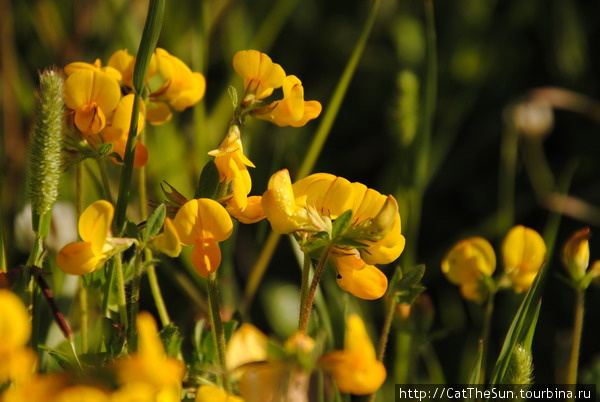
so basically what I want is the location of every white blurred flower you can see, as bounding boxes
[14,202,77,252]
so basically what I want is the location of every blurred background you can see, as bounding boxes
[1,0,599,392]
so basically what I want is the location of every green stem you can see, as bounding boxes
[128,251,144,351]
[0,206,7,272]
[96,158,114,204]
[566,289,584,385]
[299,245,332,332]
[115,0,165,230]
[114,253,128,331]
[298,253,312,326]
[79,279,89,353]
[480,292,495,384]
[368,293,398,402]
[146,250,170,326]
[207,272,231,392]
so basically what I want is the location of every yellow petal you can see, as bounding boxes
[172,199,234,245]
[441,237,496,285]
[227,195,265,224]
[334,254,388,300]
[137,312,166,362]
[146,101,173,125]
[191,238,222,277]
[169,72,206,111]
[562,227,591,280]
[102,94,145,141]
[79,200,114,254]
[73,104,106,136]
[107,49,135,86]
[0,290,31,350]
[502,225,546,293]
[110,137,149,168]
[196,385,244,402]
[56,241,105,275]
[226,323,268,371]
[53,385,110,402]
[321,314,386,395]
[153,218,182,258]
[233,50,286,99]
[262,169,311,234]
[361,215,406,265]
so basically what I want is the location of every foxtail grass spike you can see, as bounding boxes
[505,344,534,397]
[27,69,64,217]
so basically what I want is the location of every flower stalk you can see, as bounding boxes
[566,289,584,385]
[207,272,231,392]
[299,245,332,332]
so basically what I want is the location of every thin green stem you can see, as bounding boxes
[480,291,495,384]
[96,158,114,204]
[367,294,397,402]
[115,0,165,230]
[299,245,332,332]
[298,253,312,326]
[128,251,144,351]
[0,206,6,272]
[566,289,584,385]
[114,253,128,331]
[207,272,231,392]
[146,250,170,326]
[78,279,89,353]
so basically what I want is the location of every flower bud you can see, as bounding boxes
[27,69,64,217]
[561,227,591,281]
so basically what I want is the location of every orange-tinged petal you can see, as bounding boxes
[56,241,105,275]
[233,50,286,99]
[0,290,31,350]
[73,104,106,136]
[79,200,114,254]
[191,238,222,277]
[153,218,182,258]
[110,137,149,168]
[321,314,386,395]
[334,254,388,300]
[173,199,234,245]
[227,195,265,224]
[146,101,173,125]
[262,169,312,234]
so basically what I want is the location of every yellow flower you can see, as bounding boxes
[152,217,182,258]
[501,225,546,293]
[64,58,122,82]
[0,290,37,385]
[171,198,233,277]
[115,312,185,395]
[262,169,405,299]
[321,314,386,395]
[195,385,244,402]
[57,200,132,275]
[441,237,496,302]
[562,227,591,281]
[226,323,269,372]
[233,50,286,101]
[64,69,121,136]
[154,48,206,112]
[208,126,265,224]
[53,385,111,402]
[254,75,322,127]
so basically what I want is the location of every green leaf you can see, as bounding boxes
[336,239,369,249]
[159,324,183,357]
[332,209,353,239]
[391,264,426,305]
[195,160,220,199]
[228,85,238,109]
[145,203,166,240]
[522,299,542,352]
[466,341,484,389]
[124,221,140,239]
[38,345,72,370]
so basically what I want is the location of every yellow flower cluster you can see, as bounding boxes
[224,314,384,399]
[262,169,405,299]
[64,48,205,167]
[441,225,546,302]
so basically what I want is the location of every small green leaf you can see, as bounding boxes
[332,209,353,239]
[195,160,220,199]
[228,85,238,109]
[336,239,369,249]
[145,203,166,240]
[159,324,183,357]
[97,142,114,156]
[124,221,140,239]
[391,264,426,305]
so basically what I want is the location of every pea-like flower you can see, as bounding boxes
[254,75,322,127]
[56,200,133,275]
[171,198,233,277]
[501,225,546,293]
[441,237,496,302]
[233,50,286,101]
[0,290,37,385]
[64,69,121,136]
[262,169,405,299]
[114,312,185,400]
[208,126,264,223]
[321,314,386,395]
